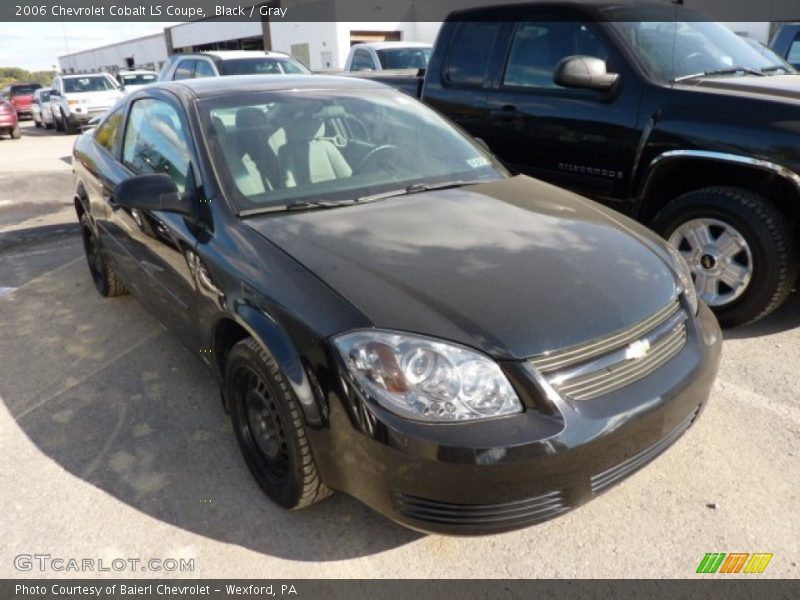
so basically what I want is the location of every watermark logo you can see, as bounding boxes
[696,552,773,574]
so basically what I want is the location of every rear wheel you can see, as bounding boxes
[80,213,128,297]
[226,338,331,509]
[34,116,42,128]
[10,125,21,140]
[652,186,798,327]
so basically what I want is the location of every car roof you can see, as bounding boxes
[62,73,112,79]
[351,41,432,50]
[119,70,157,75]
[448,0,701,20]
[161,74,388,100]
[177,50,291,61]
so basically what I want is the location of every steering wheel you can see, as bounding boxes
[356,144,400,173]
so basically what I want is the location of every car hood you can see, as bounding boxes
[246,176,679,360]
[683,74,800,103]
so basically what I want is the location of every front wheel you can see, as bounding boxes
[80,213,128,297]
[226,338,331,509]
[652,186,798,327]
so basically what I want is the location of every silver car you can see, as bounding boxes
[31,88,55,129]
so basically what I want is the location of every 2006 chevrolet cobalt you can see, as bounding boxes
[72,75,721,534]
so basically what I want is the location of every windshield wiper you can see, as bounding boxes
[238,199,359,217]
[673,66,766,83]
[358,180,484,203]
[760,65,792,75]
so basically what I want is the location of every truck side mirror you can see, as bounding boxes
[554,56,619,92]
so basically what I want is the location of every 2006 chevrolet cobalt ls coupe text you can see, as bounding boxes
[72,75,721,534]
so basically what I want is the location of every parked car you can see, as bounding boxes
[117,69,158,93]
[157,50,310,82]
[344,42,433,72]
[31,88,55,129]
[0,97,20,139]
[771,23,800,69]
[355,2,800,327]
[6,82,41,120]
[72,75,721,534]
[50,73,123,134]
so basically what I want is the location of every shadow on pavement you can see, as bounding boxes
[723,288,800,339]
[0,254,421,562]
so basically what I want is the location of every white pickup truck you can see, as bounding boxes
[343,42,432,72]
[50,73,123,134]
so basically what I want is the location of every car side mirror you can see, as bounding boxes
[50,90,60,97]
[554,55,619,92]
[114,173,195,217]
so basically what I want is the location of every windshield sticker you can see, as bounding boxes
[467,157,489,168]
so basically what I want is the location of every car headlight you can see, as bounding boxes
[333,330,523,422]
[666,244,699,315]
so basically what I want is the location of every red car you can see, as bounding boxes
[0,97,21,139]
[7,82,41,120]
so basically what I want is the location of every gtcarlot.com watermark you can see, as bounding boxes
[14,553,195,573]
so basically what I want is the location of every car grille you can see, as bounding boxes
[392,490,569,529]
[590,406,699,494]
[530,299,687,401]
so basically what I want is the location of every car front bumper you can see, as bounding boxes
[316,303,721,535]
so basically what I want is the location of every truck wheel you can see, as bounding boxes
[62,110,77,134]
[80,214,128,297]
[55,111,64,132]
[652,186,798,327]
[10,126,21,139]
[225,337,332,510]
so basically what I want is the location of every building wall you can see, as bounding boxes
[59,34,168,74]
[168,20,262,50]
[270,21,442,71]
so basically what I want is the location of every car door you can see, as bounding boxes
[109,94,203,347]
[484,11,642,201]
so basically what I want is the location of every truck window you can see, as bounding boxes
[351,49,376,71]
[446,22,501,86]
[503,22,608,89]
[174,60,197,80]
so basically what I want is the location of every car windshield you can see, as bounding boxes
[200,89,506,213]
[375,47,432,69]
[11,85,39,96]
[122,73,156,86]
[218,58,310,76]
[610,20,795,82]
[64,76,117,93]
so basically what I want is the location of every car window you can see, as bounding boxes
[788,33,800,67]
[194,60,216,78]
[446,22,501,86]
[217,58,310,75]
[202,89,506,212]
[122,99,192,193]
[95,108,124,154]
[63,76,116,93]
[11,84,40,96]
[351,49,376,71]
[503,22,609,89]
[174,60,197,80]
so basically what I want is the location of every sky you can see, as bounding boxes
[1,22,179,72]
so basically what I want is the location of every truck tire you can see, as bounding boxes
[55,111,65,132]
[62,110,77,134]
[80,214,128,297]
[652,186,798,327]
[225,337,332,510]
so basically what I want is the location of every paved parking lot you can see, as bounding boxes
[1,121,798,578]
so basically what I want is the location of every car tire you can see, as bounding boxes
[10,125,21,139]
[34,117,42,128]
[652,186,798,327]
[226,337,332,510]
[80,213,128,297]
[44,120,53,130]
[63,110,77,134]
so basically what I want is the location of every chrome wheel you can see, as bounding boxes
[669,218,753,307]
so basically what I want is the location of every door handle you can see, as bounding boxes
[489,105,520,119]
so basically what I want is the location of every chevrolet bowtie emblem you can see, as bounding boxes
[625,339,651,360]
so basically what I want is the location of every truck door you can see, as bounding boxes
[484,12,641,203]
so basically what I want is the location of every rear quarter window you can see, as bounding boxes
[446,21,501,86]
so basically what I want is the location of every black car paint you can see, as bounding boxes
[73,76,721,534]
[362,4,800,222]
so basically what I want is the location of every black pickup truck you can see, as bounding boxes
[357,1,800,327]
